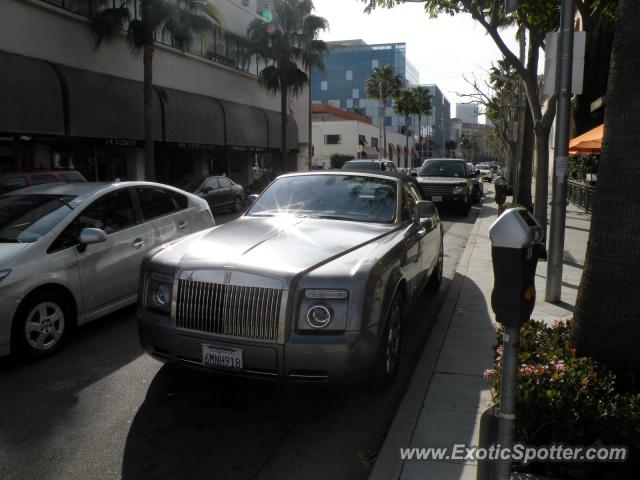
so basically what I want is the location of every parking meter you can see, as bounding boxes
[489,207,543,327]
[494,176,507,210]
[488,207,543,480]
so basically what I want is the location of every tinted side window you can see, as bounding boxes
[219,178,233,187]
[136,187,177,220]
[61,172,85,182]
[205,178,220,190]
[49,189,137,252]
[31,175,57,185]
[173,191,188,210]
[1,176,27,188]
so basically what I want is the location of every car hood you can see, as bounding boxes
[417,176,467,184]
[161,215,395,276]
[0,243,33,268]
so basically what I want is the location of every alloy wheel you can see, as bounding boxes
[24,302,65,351]
[385,300,402,375]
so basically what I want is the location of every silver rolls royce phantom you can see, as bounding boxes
[137,171,444,387]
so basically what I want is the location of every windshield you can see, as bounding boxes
[0,194,77,243]
[248,175,398,224]
[476,164,491,170]
[419,161,467,178]
[175,178,205,192]
[342,161,381,171]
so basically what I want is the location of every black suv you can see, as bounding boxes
[415,158,473,216]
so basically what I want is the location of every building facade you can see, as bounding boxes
[460,122,498,164]
[420,84,451,159]
[455,103,479,124]
[0,0,310,187]
[311,40,419,135]
[311,105,415,169]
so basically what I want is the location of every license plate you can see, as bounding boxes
[202,344,243,371]
[431,196,443,202]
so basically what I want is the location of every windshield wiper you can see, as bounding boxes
[0,236,21,243]
[56,197,74,210]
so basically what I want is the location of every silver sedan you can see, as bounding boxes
[0,181,214,358]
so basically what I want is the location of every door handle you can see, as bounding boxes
[132,238,145,249]
[177,221,188,231]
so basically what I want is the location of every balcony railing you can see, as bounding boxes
[567,180,596,213]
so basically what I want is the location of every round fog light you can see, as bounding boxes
[307,305,331,329]
[152,284,171,308]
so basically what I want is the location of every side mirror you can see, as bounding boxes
[409,171,418,177]
[202,187,212,194]
[78,227,107,252]
[414,200,436,225]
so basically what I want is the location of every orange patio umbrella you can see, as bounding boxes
[569,124,604,154]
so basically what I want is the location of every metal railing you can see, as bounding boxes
[567,180,596,213]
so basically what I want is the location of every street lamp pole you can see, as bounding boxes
[546,0,575,302]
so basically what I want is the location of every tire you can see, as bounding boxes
[428,238,444,290]
[371,292,404,390]
[233,196,243,212]
[12,291,71,359]
[457,198,469,217]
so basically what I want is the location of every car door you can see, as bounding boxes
[409,182,439,275]
[400,185,424,299]
[71,188,151,314]
[203,177,221,209]
[217,177,234,206]
[134,186,192,250]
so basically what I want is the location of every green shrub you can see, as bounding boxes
[485,320,639,476]
[329,153,354,169]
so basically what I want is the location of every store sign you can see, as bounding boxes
[178,142,215,150]
[105,138,138,147]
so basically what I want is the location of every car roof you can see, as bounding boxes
[424,158,466,162]
[344,159,392,164]
[2,181,184,201]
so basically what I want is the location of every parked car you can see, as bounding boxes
[138,171,444,388]
[0,181,214,358]
[474,163,493,182]
[466,162,483,204]
[175,176,246,212]
[342,159,398,172]
[415,158,473,216]
[0,170,87,195]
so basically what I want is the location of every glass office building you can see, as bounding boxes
[311,40,419,134]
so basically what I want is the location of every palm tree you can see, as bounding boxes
[90,0,222,181]
[394,89,417,168]
[572,0,640,376]
[247,0,328,171]
[412,86,432,162]
[366,65,402,157]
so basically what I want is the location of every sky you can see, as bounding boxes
[312,0,520,119]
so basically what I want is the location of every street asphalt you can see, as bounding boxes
[0,205,481,480]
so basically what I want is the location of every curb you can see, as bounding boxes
[369,195,496,480]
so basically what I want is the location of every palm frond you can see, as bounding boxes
[258,65,281,93]
[89,7,131,48]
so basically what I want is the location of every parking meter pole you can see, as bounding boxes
[496,325,520,479]
[489,207,543,480]
[546,0,575,302]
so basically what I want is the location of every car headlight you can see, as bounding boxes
[453,185,465,195]
[146,273,173,313]
[307,305,332,329]
[0,269,10,283]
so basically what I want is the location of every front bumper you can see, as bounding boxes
[0,294,20,357]
[423,193,468,205]
[138,308,379,383]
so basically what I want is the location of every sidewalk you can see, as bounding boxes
[370,186,591,480]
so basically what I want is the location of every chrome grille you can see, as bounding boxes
[175,279,282,341]
[419,184,456,196]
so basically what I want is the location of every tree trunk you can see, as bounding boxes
[417,116,422,162]
[517,99,534,208]
[281,86,288,172]
[142,7,155,181]
[533,126,550,233]
[572,0,640,374]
